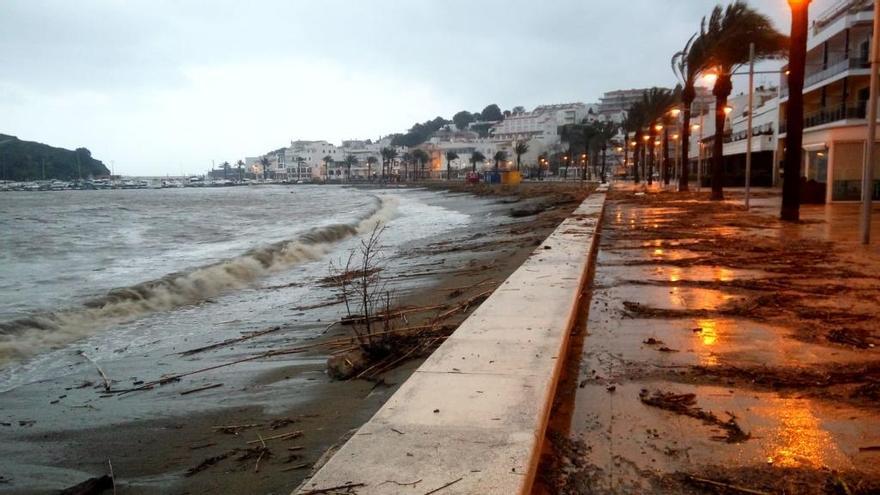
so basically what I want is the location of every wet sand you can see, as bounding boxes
[0,182,595,495]
[538,186,880,494]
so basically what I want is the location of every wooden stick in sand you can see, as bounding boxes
[78,351,111,392]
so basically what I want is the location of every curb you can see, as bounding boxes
[296,186,608,494]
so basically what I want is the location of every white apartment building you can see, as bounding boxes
[778,0,880,202]
[490,103,588,146]
[286,140,343,180]
[687,87,780,188]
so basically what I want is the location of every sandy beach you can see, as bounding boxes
[0,182,595,495]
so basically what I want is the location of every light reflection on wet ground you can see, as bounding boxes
[548,187,880,493]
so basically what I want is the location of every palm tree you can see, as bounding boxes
[220,161,230,179]
[445,151,459,180]
[236,159,245,181]
[492,150,507,172]
[411,149,429,180]
[672,30,712,192]
[366,156,378,181]
[700,2,787,200]
[513,141,529,171]
[639,88,678,185]
[322,155,333,181]
[470,151,486,173]
[380,147,397,182]
[259,156,270,180]
[623,106,646,183]
[400,152,413,181]
[587,122,616,183]
[344,154,358,182]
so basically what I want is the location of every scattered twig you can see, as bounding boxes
[299,482,366,495]
[78,351,111,392]
[180,383,223,395]
[381,478,422,487]
[280,463,311,472]
[254,449,266,473]
[684,474,770,495]
[185,450,237,477]
[189,442,217,450]
[179,326,281,356]
[212,423,262,434]
[423,477,463,494]
[107,459,116,495]
[246,430,302,444]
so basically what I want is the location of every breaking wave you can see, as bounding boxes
[0,195,397,365]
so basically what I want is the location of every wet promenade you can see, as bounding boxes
[540,186,880,494]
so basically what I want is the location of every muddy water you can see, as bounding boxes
[540,188,880,494]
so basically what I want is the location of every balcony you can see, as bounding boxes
[780,56,869,97]
[779,103,867,133]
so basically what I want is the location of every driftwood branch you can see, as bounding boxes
[423,477,463,494]
[78,351,111,392]
[299,482,366,495]
[685,474,770,495]
[180,383,223,395]
[179,326,281,356]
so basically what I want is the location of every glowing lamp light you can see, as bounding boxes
[642,135,650,141]
[692,124,701,130]
[723,106,734,115]
[669,108,681,117]
[654,124,664,131]
[701,70,719,86]
[672,134,680,140]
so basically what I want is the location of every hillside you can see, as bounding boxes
[0,134,110,181]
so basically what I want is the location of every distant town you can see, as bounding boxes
[2,0,876,207]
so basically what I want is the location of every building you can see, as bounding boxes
[287,140,341,180]
[778,0,880,202]
[687,87,780,188]
[490,103,588,146]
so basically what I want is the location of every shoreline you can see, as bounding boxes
[0,182,596,494]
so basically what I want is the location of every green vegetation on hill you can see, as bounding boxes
[0,134,110,181]
[388,103,509,147]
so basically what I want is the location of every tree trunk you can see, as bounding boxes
[633,132,641,184]
[662,125,671,186]
[711,74,733,201]
[782,4,809,221]
[601,145,607,182]
[680,97,693,192]
[647,128,656,185]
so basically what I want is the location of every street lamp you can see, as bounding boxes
[781,0,811,222]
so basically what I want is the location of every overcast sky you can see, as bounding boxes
[1,1,834,176]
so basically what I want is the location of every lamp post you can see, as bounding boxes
[745,42,755,210]
[861,0,880,244]
[781,0,811,222]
